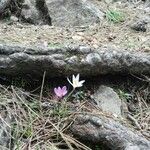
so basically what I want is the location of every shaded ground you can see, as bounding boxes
[0,74,149,150]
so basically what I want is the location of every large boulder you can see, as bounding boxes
[45,0,104,27]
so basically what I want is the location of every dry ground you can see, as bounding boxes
[0,0,149,52]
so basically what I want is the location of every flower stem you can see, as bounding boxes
[64,88,75,102]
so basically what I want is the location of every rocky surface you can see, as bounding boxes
[0,0,10,14]
[0,43,149,77]
[0,0,104,26]
[130,15,150,32]
[45,0,104,27]
[71,114,150,150]
[93,85,122,117]
[0,113,11,149]
[20,0,51,25]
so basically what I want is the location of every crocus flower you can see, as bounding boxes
[67,74,85,89]
[54,86,68,98]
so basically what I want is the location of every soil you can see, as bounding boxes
[0,0,149,53]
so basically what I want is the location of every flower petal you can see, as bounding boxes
[79,80,85,84]
[54,88,58,95]
[76,74,80,82]
[54,87,62,97]
[62,86,67,95]
[72,74,76,82]
[62,86,66,90]
[77,83,83,87]
[67,77,73,86]
[54,88,60,96]
[58,87,61,91]
[63,90,68,96]
[73,74,78,88]
[75,80,85,88]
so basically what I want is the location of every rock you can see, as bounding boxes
[10,15,18,22]
[71,114,150,150]
[21,0,51,25]
[0,113,11,149]
[85,53,102,65]
[6,15,19,25]
[21,0,42,24]
[131,21,147,32]
[45,0,104,27]
[145,0,150,8]
[125,144,140,150]
[1,0,104,26]
[130,15,150,32]
[93,85,122,117]
[0,0,11,14]
[0,44,150,77]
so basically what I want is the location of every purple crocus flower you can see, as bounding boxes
[54,86,68,98]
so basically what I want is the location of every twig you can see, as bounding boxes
[127,114,141,130]
[39,71,46,107]
[131,73,150,83]
[11,86,39,117]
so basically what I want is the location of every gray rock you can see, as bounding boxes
[45,0,104,27]
[21,0,40,24]
[131,21,147,32]
[0,44,150,77]
[0,0,10,14]
[125,144,140,150]
[10,15,18,22]
[130,15,150,32]
[86,53,102,65]
[145,0,150,8]
[93,85,122,117]
[71,114,150,150]
[0,113,11,149]
[21,0,51,25]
